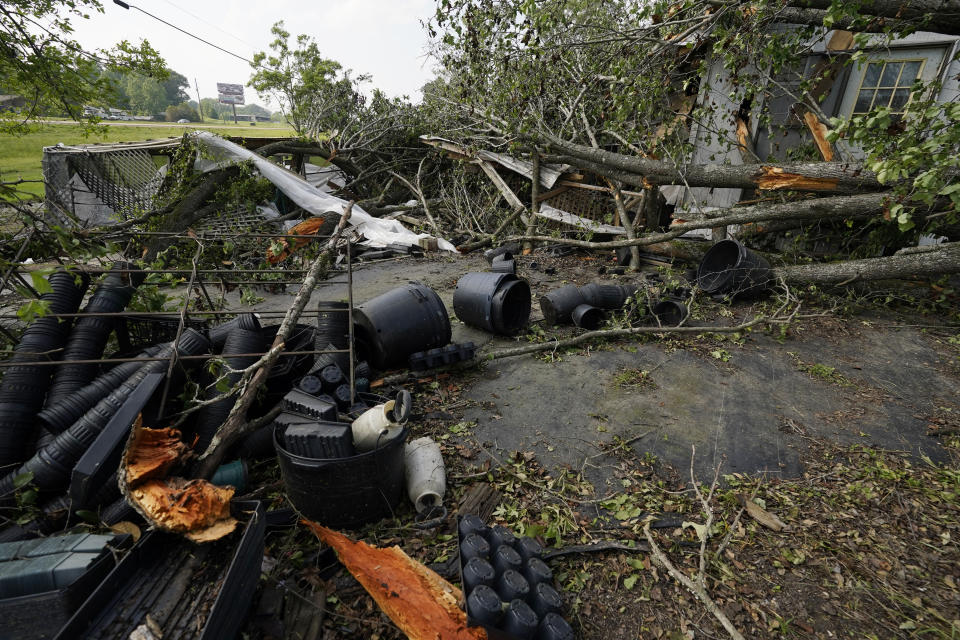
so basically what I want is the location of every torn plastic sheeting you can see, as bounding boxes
[192,132,456,252]
[303,520,487,640]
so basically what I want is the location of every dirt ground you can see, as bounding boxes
[236,250,960,640]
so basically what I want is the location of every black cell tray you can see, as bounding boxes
[55,501,264,640]
[457,515,569,640]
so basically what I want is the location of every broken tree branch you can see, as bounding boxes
[508,191,897,249]
[644,522,746,640]
[541,132,880,192]
[485,299,797,361]
[193,203,354,478]
[773,241,960,284]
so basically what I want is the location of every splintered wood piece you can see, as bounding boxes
[457,483,501,523]
[124,423,188,485]
[130,478,237,542]
[753,166,839,191]
[302,520,486,640]
[266,216,330,264]
[121,421,237,542]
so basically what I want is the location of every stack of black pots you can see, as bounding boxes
[0,270,89,467]
[539,282,638,328]
[45,263,145,407]
[459,515,573,640]
[0,329,211,500]
[37,345,162,435]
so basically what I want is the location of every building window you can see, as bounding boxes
[851,59,925,115]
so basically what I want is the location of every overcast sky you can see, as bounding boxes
[69,0,439,108]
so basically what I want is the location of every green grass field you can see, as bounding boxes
[0,121,295,198]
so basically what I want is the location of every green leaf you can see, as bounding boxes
[938,182,960,196]
[30,271,53,295]
[13,471,34,489]
[623,574,639,590]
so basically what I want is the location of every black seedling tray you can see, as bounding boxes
[456,515,571,640]
[56,500,264,640]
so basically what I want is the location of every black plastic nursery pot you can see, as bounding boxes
[275,425,408,529]
[207,313,261,352]
[189,328,264,454]
[651,299,689,327]
[454,272,531,336]
[315,300,351,350]
[571,304,604,330]
[539,284,585,326]
[696,239,772,297]
[353,282,451,370]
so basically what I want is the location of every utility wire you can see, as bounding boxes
[158,0,258,50]
[112,0,255,65]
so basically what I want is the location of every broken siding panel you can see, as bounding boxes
[674,57,753,213]
[536,203,626,235]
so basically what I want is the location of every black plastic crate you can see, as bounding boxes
[114,315,209,354]
[56,500,264,640]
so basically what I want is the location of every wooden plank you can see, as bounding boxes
[556,180,645,198]
[802,110,835,161]
[475,159,530,225]
[536,203,626,235]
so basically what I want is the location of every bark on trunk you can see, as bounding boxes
[775,242,960,284]
[145,167,239,261]
[256,141,363,179]
[510,192,893,249]
[786,0,960,35]
[543,133,880,193]
[776,7,914,34]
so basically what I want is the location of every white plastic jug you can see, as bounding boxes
[351,400,403,451]
[404,437,445,513]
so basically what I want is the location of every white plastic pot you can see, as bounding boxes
[351,400,403,452]
[404,436,446,513]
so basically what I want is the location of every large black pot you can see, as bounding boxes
[353,282,451,370]
[453,272,531,335]
[275,424,408,529]
[696,239,772,297]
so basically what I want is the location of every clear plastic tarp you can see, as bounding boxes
[193,132,455,251]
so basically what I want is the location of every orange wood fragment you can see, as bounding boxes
[753,166,839,191]
[122,421,237,542]
[131,478,237,543]
[124,423,187,484]
[266,216,329,264]
[302,520,486,640]
[802,111,835,162]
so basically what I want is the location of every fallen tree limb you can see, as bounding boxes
[775,241,960,284]
[542,132,881,193]
[786,0,960,35]
[456,203,527,252]
[507,192,894,249]
[255,140,363,178]
[193,203,354,478]
[484,307,794,361]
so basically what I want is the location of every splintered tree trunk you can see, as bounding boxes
[775,242,960,284]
